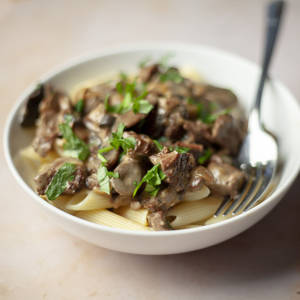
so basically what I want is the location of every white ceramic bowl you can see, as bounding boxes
[4,43,300,255]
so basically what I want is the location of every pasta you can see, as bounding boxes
[182,185,210,201]
[66,189,113,211]
[76,209,151,231]
[167,195,224,228]
[115,207,149,226]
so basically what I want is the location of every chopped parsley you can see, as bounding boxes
[97,123,136,157]
[97,164,119,194]
[154,140,189,154]
[133,164,166,197]
[198,148,212,164]
[186,98,231,124]
[74,99,84,113]
[105,82,153,115]
[173,146,190,153]
[59,120,90,161]
[160,68,183,84]
[203,108,231,124]
[153,140,164,151]
[119,71,128,81]
[45,163,76,200]
[139,56,152,68]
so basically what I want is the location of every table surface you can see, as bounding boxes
[1,0,300,299]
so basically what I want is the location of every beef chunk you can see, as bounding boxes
[211,114,243,155]
[164,112,185,140]
[32,86,72,157]
[35,158,86,196]
[141,187,181,211]
[117,110,147,128]
[147,211,170,231]
[123,131,156,157]
[111,157,144,196]
[189,166,215,191]
[175,142,204,162]
[138,64,159,83]
[183,120,211,144]
[149,148,195,192]
[208,162,245,196]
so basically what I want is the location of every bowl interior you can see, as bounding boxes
[5,44,300,231]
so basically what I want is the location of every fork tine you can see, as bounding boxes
[214,166,254,217]
[243,163,273,211]
[232,164,264,214]
[214,196,231,217]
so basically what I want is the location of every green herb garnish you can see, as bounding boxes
[174,146,190,153]
[198,148,212,164]
[119,71,128,81]
[160,68,183,83]
[59,121,90,161]
[97,123,136,156]
[139,56,152,68]
[45,163,76,200]
[97,164,119,194]
[133,164,166,197]
[105,82,153,115]
[186,98,231,124]
[75,99,84,113]
[158,53,175,69]
[153,140,164,151]
[202,108,231,124]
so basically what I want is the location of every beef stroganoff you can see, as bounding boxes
[19,57,248,231]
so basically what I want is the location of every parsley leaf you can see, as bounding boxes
[133,164,166,197]
[105,82,153,115]
[119,71,128,81]
[97,124,136,156]
[158,53,175,70]
[59,121,90,161]
[153,140,164,151]
[160,68,183,83]
[97,164,119,194]
[198,148,212,164]
[186,98,231,124]
[174,146,190,153]
[202,108,231,124]
[75,99,84,113]
[45,163,76,200]
[139,56,152,68]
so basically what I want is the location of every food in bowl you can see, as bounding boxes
[18,57,249,231]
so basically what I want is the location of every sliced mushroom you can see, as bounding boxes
[19,84,44,127]
[111,158,144,196]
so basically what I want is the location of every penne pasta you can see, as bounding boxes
[66,189,113,211]
[116,207,149,226]
[76,209,151,231]
[182,185,210,201]
[168,195,224,228]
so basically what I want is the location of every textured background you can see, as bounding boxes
[1,0,300,299]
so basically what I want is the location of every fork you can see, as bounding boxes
[215,0,284,217]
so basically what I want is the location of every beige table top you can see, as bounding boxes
[1,0,300,299]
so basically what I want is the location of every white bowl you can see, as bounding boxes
[4,43,300,255]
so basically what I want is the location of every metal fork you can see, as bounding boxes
[215,0,284,217]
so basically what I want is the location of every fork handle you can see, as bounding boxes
[253,1,285,123]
